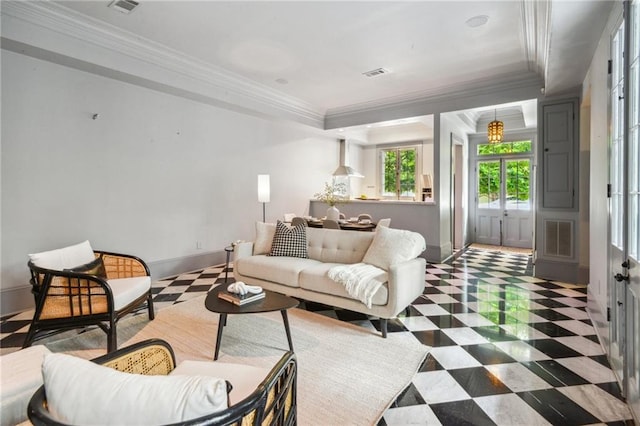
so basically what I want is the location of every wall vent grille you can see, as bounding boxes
[362,68,389,77]
[544,219,573,257]
[108,0,139,14]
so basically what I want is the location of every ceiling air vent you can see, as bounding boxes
[362,68,389,78]
[108,0,139,14]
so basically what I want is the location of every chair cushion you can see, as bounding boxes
[0,345,51,426]
[362,226,426,269]
[28,240,95,270]
[42,353,228,425]
[269,220,308,258]
[108,276,151,310]
[171,360,271,405]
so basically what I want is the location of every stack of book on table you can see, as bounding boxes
[218,289,265,306]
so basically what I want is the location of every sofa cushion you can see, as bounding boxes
[42,353,228,425]
[269,221,308,258]
[254,222,276,255]
[108,276,151,310]
[28,240,95,270]
[236,255,320,288]
[363,227,426,269]
[299,263,389,306]
[306,227,374,264]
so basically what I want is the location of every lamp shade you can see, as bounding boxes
[487,110,504,144]
[258,175,270,203]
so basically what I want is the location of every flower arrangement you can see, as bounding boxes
[314,181,349,207]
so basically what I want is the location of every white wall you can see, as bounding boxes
[1,50,337,313]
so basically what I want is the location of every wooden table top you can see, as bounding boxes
[205,285,299,315]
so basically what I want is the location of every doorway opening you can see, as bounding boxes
[473,139,534,250]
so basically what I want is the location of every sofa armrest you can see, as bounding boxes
[386,257,427,316]
[234,242,254,261]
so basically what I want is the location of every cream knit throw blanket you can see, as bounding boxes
[328,263,387,308]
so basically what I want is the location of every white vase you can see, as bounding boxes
[326,206,340,221]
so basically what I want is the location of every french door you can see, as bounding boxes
[476,157,533,248]
[609,1,640,418]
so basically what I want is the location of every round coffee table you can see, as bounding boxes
[205,285,299,360]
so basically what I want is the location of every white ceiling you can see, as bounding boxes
[34,1,614,139]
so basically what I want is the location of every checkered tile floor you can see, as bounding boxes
[1,247,635,425]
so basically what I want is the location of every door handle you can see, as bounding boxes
[614,273,629,282]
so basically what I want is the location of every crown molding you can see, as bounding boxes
[1,1,324,127]
[521,0,550,85]
[325,73,543,129]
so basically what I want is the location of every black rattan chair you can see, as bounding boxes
[24,250,154,353]
[28,339,297,426]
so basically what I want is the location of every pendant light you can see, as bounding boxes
[487,109,504,144]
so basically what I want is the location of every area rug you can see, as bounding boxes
[48,295,429,425]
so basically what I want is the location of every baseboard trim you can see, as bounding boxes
[425,242,453,264]
[534,258,579,283]
[1,285,34,316]
[148,250,226,280]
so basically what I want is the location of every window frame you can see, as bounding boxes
[377,144,420,200]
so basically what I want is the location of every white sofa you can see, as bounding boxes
[234,223,426,337]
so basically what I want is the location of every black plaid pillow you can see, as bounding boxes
[269,220,308,258]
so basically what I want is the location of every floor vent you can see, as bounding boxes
[108,0,139,14]
[544,219,573,257]
[362,68,390,77]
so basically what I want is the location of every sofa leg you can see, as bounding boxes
[380,318,388,338]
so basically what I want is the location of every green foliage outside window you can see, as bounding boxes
[478,159,531,207]
[477,141,532,156]
[382,148,416,198]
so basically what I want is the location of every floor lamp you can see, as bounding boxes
[258,174,270,222]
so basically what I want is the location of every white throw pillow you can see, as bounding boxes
[254,222,276,255]
[28,240,95,270]
[362,226,426,270]
[42,353,228,425]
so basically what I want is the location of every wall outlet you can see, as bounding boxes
[196,241,202,249]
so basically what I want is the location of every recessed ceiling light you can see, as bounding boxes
[466,15,489,28]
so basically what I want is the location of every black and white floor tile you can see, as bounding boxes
[1,247,635,425]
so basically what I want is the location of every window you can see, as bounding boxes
[612,21,625,250]
[380,147,417,199]
[629,0,640,260]
[477,140,532,156]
